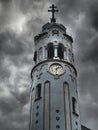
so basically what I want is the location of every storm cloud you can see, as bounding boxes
[0,0,98,130]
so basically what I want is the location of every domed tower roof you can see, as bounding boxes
[42,22,66,33]
[42,22,73,43]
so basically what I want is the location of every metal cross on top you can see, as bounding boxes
[48,4,59,23]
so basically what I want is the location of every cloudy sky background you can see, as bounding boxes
[0,0,98,130]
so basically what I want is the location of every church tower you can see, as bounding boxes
[30,4,81,130]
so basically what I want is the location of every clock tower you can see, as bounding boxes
[29,4,81,130]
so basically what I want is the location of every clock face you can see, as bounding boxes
[49,63,64,75]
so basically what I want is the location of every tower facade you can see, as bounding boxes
[30,5,81,130]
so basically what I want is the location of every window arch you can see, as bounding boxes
[45,80,50,84]
[47,43,54,59]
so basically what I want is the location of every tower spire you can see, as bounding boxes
[48,4,59,23]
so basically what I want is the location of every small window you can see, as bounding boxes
[68,49,72,62]
[72,97,76,112]
[38,47,43,60]
[33,51,37,63]
[47,43,54,59]
[58,44,64,59]
[72,97,79,116]
[72,53,74,62]
[56,125,60,129]
[35,84,41,101]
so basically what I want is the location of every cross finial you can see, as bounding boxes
[48,4,59,23]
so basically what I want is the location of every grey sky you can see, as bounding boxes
[0,0,98,130]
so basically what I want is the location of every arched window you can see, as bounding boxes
[29,88,34,130]
[44,81,50,130]
[72,97,79,116]
[63,82,71,130]
[68,49,72,62]
[72,53,74,62]
[47,43,54,59]
[58,44,64,59]
[33,51,37,63]
[35,84,41,101]
[38,47,43,60]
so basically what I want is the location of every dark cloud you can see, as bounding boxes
[84,0,98,31]
[0,0,11,2]
[55,0,84,24]
[18,0,43,13]
[82,36,98,64]
[0,96,19,114]
[10,89,30,106]
[0,64,11,80]
[0,31,30,81]
[0,0,12,4]
[0,32,24,55]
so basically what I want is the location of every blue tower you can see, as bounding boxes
[30,4,81,130]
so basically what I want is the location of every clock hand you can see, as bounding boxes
[55,66,60,74]
[56,66,59,70]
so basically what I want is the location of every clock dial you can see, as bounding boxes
[49,63,64,75]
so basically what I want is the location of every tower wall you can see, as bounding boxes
[30,22,81,130]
